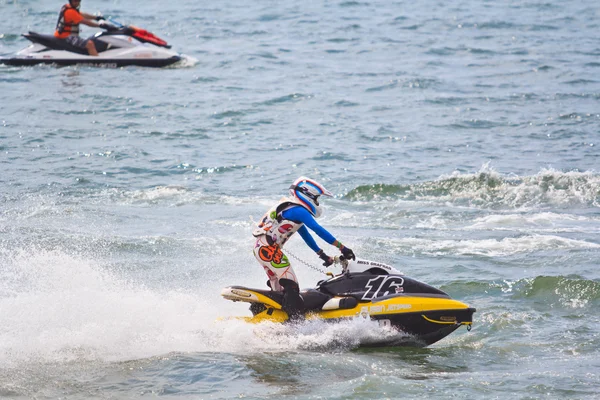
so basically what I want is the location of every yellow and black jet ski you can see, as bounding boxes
[221,257,475,347]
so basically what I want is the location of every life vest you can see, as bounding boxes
[55,4,81,37]
[253,199,303,247]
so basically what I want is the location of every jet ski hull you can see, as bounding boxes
[222,285,476,347]
[222,258,476,347]
[1,56,182,68]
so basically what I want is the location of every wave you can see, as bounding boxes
[442,275,600,309]
[365,78,439,92]
[511,275,600,308]
[0,33,20,42]
[370,235,600,257]
[345,167,600,209]
[256,93,310,106]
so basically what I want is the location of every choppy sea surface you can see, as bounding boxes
[1,0,600,398]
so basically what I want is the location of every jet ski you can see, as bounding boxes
[222,257,476,347]
[1,20,182,68]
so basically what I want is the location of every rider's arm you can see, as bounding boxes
[281,206,337,251]
[79,18,102,28]
[80,12,98,19]
[296,225,321,253]
[69,9,102,27]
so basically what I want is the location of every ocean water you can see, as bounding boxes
[1,0,600,398]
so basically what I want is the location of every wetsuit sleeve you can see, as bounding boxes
[282,206,337,251]
[297,225,321,253]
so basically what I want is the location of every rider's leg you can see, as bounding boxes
[86,40,98,56]
[279,278,305,321]
[253,236,297,291]
[253,237,304,320]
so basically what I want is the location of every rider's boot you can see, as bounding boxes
[279,278,305,322]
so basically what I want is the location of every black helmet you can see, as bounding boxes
[68,0,81,10]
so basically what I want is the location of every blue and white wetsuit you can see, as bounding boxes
[253,201,339,291]
[281,205,336,252]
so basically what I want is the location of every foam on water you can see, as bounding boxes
[0,247,413,369]
[372,234,600,257]
[0,248,218,366]
[169,55,199,69]
[106,186,271,207]
[467,212,600,233]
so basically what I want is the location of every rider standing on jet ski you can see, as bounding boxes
[54,0,107,56]
[253,176,356,321]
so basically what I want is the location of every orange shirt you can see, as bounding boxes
[54,8,84,38]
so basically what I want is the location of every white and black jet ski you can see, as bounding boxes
[1,20,182,68]
[222,256,476,347]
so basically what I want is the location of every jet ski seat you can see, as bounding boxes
[24,32,109,55]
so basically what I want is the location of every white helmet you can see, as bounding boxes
[289,176,333,218]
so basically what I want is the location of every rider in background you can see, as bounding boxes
[54,0,107,56]
[253,176,356,321]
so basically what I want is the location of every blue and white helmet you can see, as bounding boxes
[289,176,333,218]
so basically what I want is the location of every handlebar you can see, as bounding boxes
[332,255,349,273]
[333,255,347,264]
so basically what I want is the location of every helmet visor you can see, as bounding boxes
[291,184,320,205]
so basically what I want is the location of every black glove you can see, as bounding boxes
[341,246,356,260]
[317,250,333,267]
[95,15,105,21]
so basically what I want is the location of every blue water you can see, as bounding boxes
[1,0,600,398]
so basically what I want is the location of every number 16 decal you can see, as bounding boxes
[362,276,405,300]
